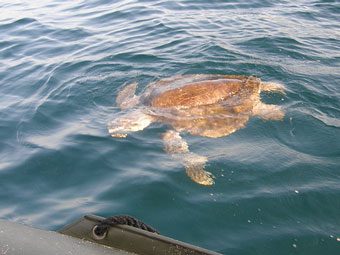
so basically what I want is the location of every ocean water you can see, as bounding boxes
[0,0,339,254]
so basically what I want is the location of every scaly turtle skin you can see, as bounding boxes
[108,74,285,185]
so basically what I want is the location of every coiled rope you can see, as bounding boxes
[93,215,159,238]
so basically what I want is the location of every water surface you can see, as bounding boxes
[0,0,339,254]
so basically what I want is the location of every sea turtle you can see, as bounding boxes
[108,74,285,185]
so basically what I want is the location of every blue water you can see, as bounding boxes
[0,0,339,254]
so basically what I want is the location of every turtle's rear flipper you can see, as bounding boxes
[260,81,285,94]
[253,102,285,120]
[162,130,214,186]
[116,82,140,109]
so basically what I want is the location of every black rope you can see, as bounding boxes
[94,215,159,237]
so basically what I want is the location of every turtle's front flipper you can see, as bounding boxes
[162,130,214,186]
[116,82,140,109]
[183,153,214,186]
[260,81,285,94]
[253,102,285,120]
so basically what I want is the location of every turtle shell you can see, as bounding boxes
[140,75,262,138]
[143,75,261,109]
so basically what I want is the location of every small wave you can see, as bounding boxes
[300,107,340,128]
[0,17,37,31]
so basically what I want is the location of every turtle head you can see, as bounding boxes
[108,109,153,138]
